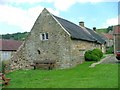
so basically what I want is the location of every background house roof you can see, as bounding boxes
[0,39,22,51]
[102,33,113,40]
[53,15,105,44]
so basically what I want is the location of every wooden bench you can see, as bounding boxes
[0,73,11,86]
[32,60,56,70]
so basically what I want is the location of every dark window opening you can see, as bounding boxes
[40,33,49,40]
[46,33,48,39]
[42,34,45,40]
[14,61,17,63]
[37,50,41,54]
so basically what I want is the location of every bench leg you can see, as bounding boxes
[5,82,9,85]
[34,66,36,70]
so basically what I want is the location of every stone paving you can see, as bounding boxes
[89,54,119,68]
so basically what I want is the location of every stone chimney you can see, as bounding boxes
[93,27,96,31]
[79,21,84,27]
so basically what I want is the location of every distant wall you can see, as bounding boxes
[0,51,15,61]
[70,40,102,66]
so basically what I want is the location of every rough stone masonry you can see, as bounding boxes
[9,8,106,70]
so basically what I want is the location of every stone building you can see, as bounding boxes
[0,39,22,61]
[113,25,120,53]
[10,8,106,70]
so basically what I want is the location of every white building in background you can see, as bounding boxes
[0,39,22,61]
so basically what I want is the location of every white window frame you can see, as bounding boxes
[40,33,48,41]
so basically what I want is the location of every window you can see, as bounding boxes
[42,34,45,40]
[46,33,48,39]
[37,50,41,54]
[40,33,48,41]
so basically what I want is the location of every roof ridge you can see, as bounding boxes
[53,15,80,28]
[51,14,71,36]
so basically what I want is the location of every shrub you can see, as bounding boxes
[84,50,92,61]
[92,48,103,58]
[106,46,114,54]
[84,48,103,61]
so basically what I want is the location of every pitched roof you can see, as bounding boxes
[113,25,120,34]
[0,39,22,51]
[86,28,106,44]
[53,15,106,44]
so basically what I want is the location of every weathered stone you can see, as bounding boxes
[9,8,105,70]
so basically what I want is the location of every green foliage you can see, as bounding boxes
[0,32,29,41]
[96,28,108,33]
[96,25,113,34]
[84,50,93,61]
[92,48,103,58]
[107,26,113,32]
[106,46,114,54]
[84,49,103,61]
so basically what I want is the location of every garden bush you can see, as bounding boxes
[84,48,103,61]
[106,46,114,54]
[92,48,103,58]
[84,50,92,61]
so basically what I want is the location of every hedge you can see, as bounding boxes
[84,48,103,61]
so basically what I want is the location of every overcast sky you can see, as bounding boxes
[0,0,119,34]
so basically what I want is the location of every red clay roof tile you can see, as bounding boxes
[103,33,113,40]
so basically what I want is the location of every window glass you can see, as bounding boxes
[46,33,48,39]
[40,33,48,41]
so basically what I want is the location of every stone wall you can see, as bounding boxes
[69,40,102,67]
[10,9,104,70]
[10,8,72,70]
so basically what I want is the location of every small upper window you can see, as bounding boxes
[46,33,48,39]
[40,33,48,41]
[42,34,45,40]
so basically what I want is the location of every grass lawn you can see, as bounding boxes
[5,62,118,88]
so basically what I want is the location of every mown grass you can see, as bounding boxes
[6,62,118,88]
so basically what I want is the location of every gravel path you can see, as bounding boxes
[89,54,119,67]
